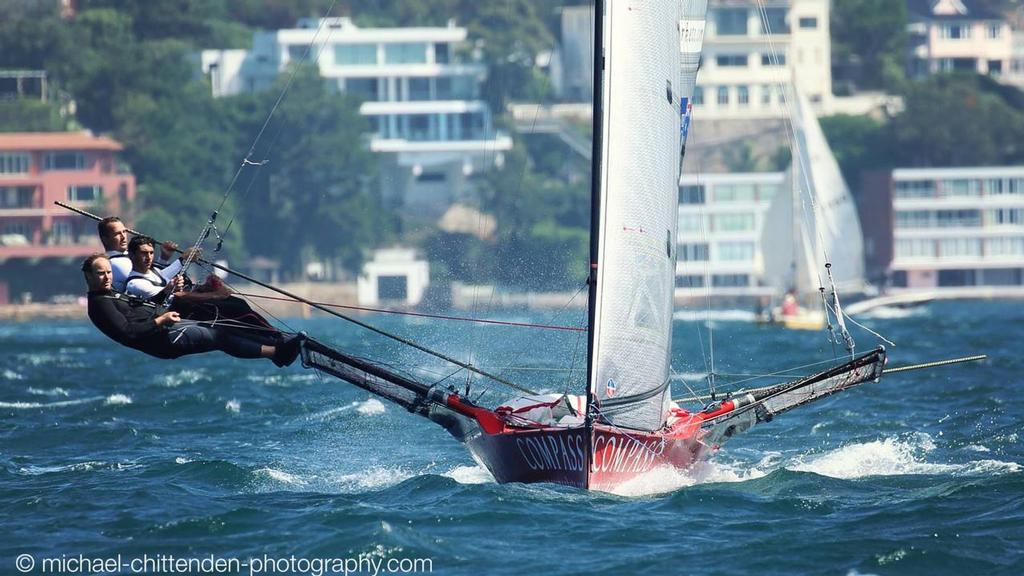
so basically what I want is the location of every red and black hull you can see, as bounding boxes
[462,415,708,492]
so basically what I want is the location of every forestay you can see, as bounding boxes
[590,0,686,432]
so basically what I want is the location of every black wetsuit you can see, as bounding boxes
[86,289,264,360]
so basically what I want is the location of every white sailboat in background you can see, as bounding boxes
[760,85,867,329]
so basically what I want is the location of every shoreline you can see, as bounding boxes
[3,286,1023,322]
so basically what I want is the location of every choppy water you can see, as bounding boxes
[1,300,1021,575]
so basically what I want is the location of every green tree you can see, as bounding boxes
[831,0,907,90]
[886,74,1024,167]
[235,66,387,278]
[820,114,888,191]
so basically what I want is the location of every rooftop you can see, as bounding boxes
[0,132,124,152]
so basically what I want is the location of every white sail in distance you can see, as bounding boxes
[761,85,865,296]
[590,0,705,432]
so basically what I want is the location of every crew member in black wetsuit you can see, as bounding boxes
[82,254,302,366]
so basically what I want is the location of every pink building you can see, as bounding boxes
[0,132,136,303]
[908,0,1013,77]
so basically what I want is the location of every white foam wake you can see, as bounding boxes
[788,433,1021,479]
[673,309,757,322]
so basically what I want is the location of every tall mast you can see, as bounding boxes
[584,0,605,481]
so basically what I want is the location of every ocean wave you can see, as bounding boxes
[854,306,929,320]
[18,460,140,475]
[225,399,241,413]
[356,399,386,416]
[0,396,105,409]
[105,394,132,406]
[2,369,24,380]
[27,386,69,397]
[159,369,207,388]
[442,465,494,485]
[788,433,1020,479]
[254,467,308,486]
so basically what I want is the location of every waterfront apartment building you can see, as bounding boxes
[198,17,512,213]
[0,132,136,303]
[860,166,1024,290]
[675,172,784,301]
[695,0,832,118]
[906,0,1013,79]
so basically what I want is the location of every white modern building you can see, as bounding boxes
[675,172,784,300]
[694,0,832,118]
[198,17,512,213]
[861,166,1024,290]
[357,247,430,306]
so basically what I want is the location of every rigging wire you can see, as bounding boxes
[175,0,342,289]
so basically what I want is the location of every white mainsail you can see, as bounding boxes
[761,85,865,297]
[590,0,704,432]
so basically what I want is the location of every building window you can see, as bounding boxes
[716,241,755,261]
[434,43,450,64]
[679,243,709,262]
[712,213,755,231]
[940,24,971,40]
[895,239,937,258]
[678,213,703,233]
[799,17,818,29]
[987,24,1001,39]
[335,43,377,65]
[676,275,705,288]
[680,185,705,204]
[737,85,749,106]
[712,274,750,287]
[985,178,1004,194]
[0,186,34,208]
[713,184,756,202]
[717,86,729,105]
[408,77,431,100]
[287,44,309,61]
[938,179,980,198]
[989,208,1024,225]
[52,220,73,244]
[416,172,447,183]
[760,8,789,34]
[939,238,981,257]
[692,86,704,105]
[759,184,780,202]
[716,8,747,36]
[895,210,933,229]
[716,54,748,67]
[67,185,101,203]
[761,53,786,66]
[894,179,936,199]
[0,152,30,174]
[44,152,86,171]
[761,84,772,104]
[936,209,981,227]
[384,43,427,64]
[345,78,379,101]
[985,237,1024,256]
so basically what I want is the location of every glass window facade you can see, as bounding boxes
[716,9,747,36]
[679,185,705,204]
[335,43,377,65]
[679,243,709,262]
[67,185,101,203]
[717,241,755,261]
[0,153,30,174]
[713,213,755,231]
[713,184,756,202]
[44,152,86,170]
[760,8,789,34]
[384,43,427,64]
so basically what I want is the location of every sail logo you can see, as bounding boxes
[606,379,617,398]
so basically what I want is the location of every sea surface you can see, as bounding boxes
[1,300,1021,575]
